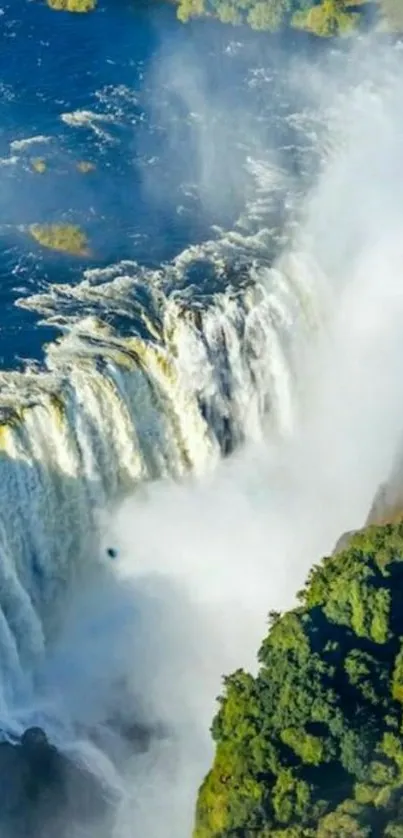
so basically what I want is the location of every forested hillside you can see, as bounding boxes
[194,521,403,838]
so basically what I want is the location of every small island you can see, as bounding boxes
[195,520,403,838]
[46,0,97,11]
[29,224,90,256]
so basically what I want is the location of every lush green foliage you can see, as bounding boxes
[177,0,364,33]
[176,0,403,35]
[194,521,403,838]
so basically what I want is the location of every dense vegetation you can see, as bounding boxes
[46,0,96,10]
[44,0,403,35]
[176,0,361,34]
[194,520,403,838]
[176,0,402,34]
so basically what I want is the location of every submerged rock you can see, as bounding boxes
[0,726,115,837]
[76,160,96,173]
[31,158,47,174]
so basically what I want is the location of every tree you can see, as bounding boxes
[177,0,206,21]
[247,0,291,29]
[305,0,358,36]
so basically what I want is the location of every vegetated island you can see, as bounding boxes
[46,0,96,11]
[44,0,403,36]
[29,224,90,256]
[194,519,403,838]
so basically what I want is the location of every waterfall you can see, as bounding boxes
[0,227,326,718]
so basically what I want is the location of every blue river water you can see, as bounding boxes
[0,0,324,370]
[0,1,248,366]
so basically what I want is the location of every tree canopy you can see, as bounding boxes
[194,520,403,838]
[43,0,403,36]
[176,0,361,33]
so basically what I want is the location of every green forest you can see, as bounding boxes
[177,0,360,34]
[176,0,403,34]
[44,0,403,35]
[194,520,403,838]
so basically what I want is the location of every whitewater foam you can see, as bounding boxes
[10,136,52,153]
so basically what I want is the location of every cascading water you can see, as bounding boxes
[0,216,327,837]
[0,233,323,688]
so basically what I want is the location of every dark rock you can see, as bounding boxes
[0,726,116,838]
[118,720,168,752]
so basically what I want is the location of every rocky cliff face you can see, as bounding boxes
[332,451,403,556]
[0,726,115,838]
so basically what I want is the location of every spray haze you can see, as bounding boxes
[95,34,403,838]
[3,26,403,838]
